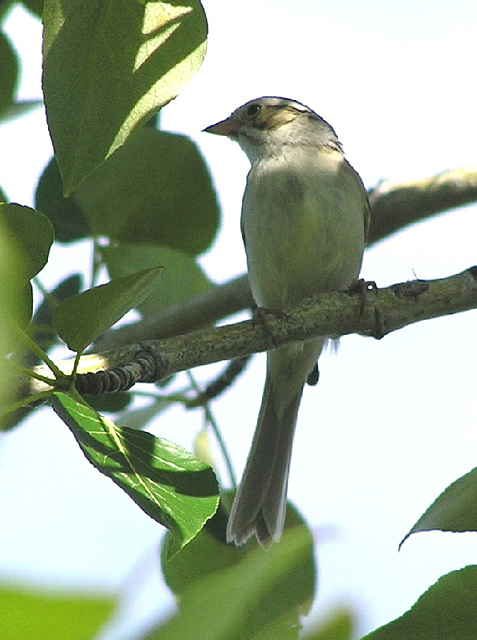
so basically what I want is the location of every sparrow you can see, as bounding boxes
[204,97,369,545]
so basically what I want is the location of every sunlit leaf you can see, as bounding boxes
[361,566,477,640]
[53,267,162,351]
[50,392,219,557]
[42,0,207,193]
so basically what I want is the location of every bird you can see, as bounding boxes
[204,97,370,546]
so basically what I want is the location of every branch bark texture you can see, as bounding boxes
[44,267,477,395]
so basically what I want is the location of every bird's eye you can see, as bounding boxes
[245,103,261,117]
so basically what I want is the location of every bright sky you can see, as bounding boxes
[1,1,477,638]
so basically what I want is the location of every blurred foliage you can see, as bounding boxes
[0,583,115,640]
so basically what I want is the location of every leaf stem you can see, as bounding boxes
[0,389,54,416]
[186,371,237,489]
[4,357,56,386]
[9,318,64,379]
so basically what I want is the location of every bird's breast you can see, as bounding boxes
[241,147,366,309]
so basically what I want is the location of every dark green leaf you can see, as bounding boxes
[161,506,247,596]
[162,498,314,597]
[401,466,477,546]
[53,267,162,351]
[103,243,213,315]
[85,390,132,413]
[0,31,17,117]
[20,0,43,18]
[35,157,90,242]
[26,274,83,364]
[42,0,207,194]
[0,3,14,22]
[75,128,220,254]
[145,526,315,640]
[0,582,115,640]
[0,203,54,280]
[33,274,83,328]
[361,566,477,640]
[50,392,219,557]
[0,99,42,124]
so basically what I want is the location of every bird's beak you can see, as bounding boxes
[203,117,239,137]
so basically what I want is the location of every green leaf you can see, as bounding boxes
[103,243,213,315]
[0,3,14,21]
[0,205,51,352]
[361,566,477,640]
[20,0,43,18]
[42,0,207,194]
[0,31,18,118]
[0,203,54,280]
[161,498,313,597]
[50,392,219,557]
[304,608,355,640]
[401,466,477,546]
[0,99,43,124]
[75,128,220,254]
[33,273,83,328]
[0,282,32,355]
[84,390,132,414]
[0,583,115,640]
[53,267,162,351]
[161,507,247,596]
[145,526,314,640]
[22,274,82,366]
[35,157,90,243]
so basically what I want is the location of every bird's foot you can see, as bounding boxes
[347,278,378,314]
[252,306,286,348]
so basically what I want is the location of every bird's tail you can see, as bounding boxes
[226,373,303,546]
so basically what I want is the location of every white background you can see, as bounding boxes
[1,0,476,638]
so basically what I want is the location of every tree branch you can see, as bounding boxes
[30,267,477,396]
[367,166,477,244]
[95,166,477,351]
[95,273,253,350]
